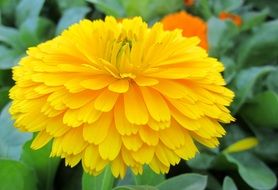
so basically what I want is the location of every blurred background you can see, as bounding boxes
[0,0,277,190]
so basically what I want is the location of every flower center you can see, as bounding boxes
[115,38,136,79]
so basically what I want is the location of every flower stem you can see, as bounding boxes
[101,166,114,190]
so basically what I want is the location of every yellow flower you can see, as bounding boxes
[9,16,234,178]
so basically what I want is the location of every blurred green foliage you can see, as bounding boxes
[0,0,278,189]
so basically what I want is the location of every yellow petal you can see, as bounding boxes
[140,87,170,122]
[111,157,126,178]
[146,67,207,79]
[139,126,159,146]
[50,137,63,157]
[223,137,259,153]
[155,144,170,167]
[64,78,86,93]
[61,128,87,155]
[194,118,224,138]
[63,91,96,109]
[122,134,143,151]
[131,165,143,175]
[169,99,202,119]
[47,89,67,110]
[77,101,102,124]
[114,98,139,135]
[108,79,129,93]
[94,89,119,112]
[131,145,155,164]
[159,121,185,149]
[152,79,190,99]
[124,85,148,125]
[31,131,52,149]
[98,125,122,160]
[171,107,201,131]
[197,102,222,119]
[18,112,48,132]
[121,147,137,167]
[65,153,82,167]
[32,73,75,86]
[134,76,159,86]
[83,145,108,172]
[149,156,169,174]
[83,145,99,170]
[83,112,113,144]
[174,132,198,160]
[81,75,115,90]
[63,109,83,127]
[45,117,70,137]
[191,132,219,148]
[148,118,170,131]
[41,102,64,117]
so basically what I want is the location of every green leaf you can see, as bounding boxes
[19,17,55,48]
[193,0,212,20]
[123,0,183,22]
[156,174,207,190]
[221,56,236,84]
[57,0,87,12]
[212,0,243,14]
[87,0,183,22]
[113,186,158,190]
[220,125,248,151]
[223,176,237,190]
[20,140,60,190]
[241,9,269,31]
[0,103,32,160]
[240,91,278,128]
[187,153,215,170]
[0,25,23,50]
[134,166,165,186]
[237,20,278,67]
[0,159,37,190]
[0,87,9,109]
[208,17,239,57]
[82,167,114,190]
[56,6,90,35]
[15,0,45,26]
[247,0,278,18]
[230,66,275,113]
[266,68,278,93]
[87,0,124,17]
[0,45,23,69]
[251,129,278,162]
[206,174,222,190]
[0,69,13,87]
[224,153,277,190]
[0,0,19,25]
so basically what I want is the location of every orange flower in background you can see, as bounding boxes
[219,12,242,26]
[184,0,194,6]
[161,11,208,50]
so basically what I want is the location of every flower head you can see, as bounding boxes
[9,16,234,178]
[219,12,242,26]
[161,11,208,50]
